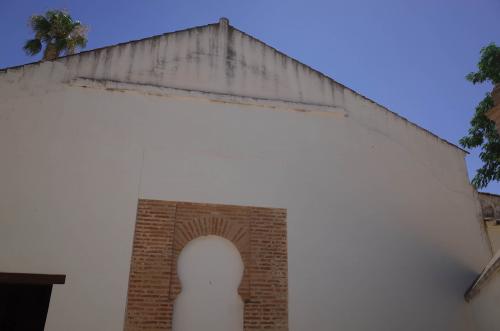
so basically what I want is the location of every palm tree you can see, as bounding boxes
[23,10,87,61]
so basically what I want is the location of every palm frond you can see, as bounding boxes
[74,34,87,48]
[29,15,50,32]
[23,38,42,56]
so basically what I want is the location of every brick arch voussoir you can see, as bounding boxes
[169,216,251,301]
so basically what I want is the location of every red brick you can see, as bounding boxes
[124,200,288,331]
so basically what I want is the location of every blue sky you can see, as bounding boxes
[1,0,500,192]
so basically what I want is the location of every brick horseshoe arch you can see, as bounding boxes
[124,200,288,331]
[170,216,251,301]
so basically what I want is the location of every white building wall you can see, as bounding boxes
[469,274,500,330]
[0,21,492,331]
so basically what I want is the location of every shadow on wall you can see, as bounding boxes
[172,235,244,331]
[288,196,485,331]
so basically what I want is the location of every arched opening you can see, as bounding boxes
[172,235,244,331]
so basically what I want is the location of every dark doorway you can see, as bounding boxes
[0,273,65,331]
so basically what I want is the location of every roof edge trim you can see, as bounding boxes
[465,250,500,302]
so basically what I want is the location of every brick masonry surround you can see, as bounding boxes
[124,200,288,331]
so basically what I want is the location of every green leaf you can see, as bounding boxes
[461,44,500,188]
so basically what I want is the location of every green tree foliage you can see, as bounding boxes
[460,43,500,188]
[23,10,87,61]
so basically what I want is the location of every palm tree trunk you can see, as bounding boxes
[43,43,59,61]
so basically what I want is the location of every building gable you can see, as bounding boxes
[0,18,464,154]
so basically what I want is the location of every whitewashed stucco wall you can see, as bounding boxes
[0,20,492,331]
[484,224,500,253]
[470,275,500,331]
